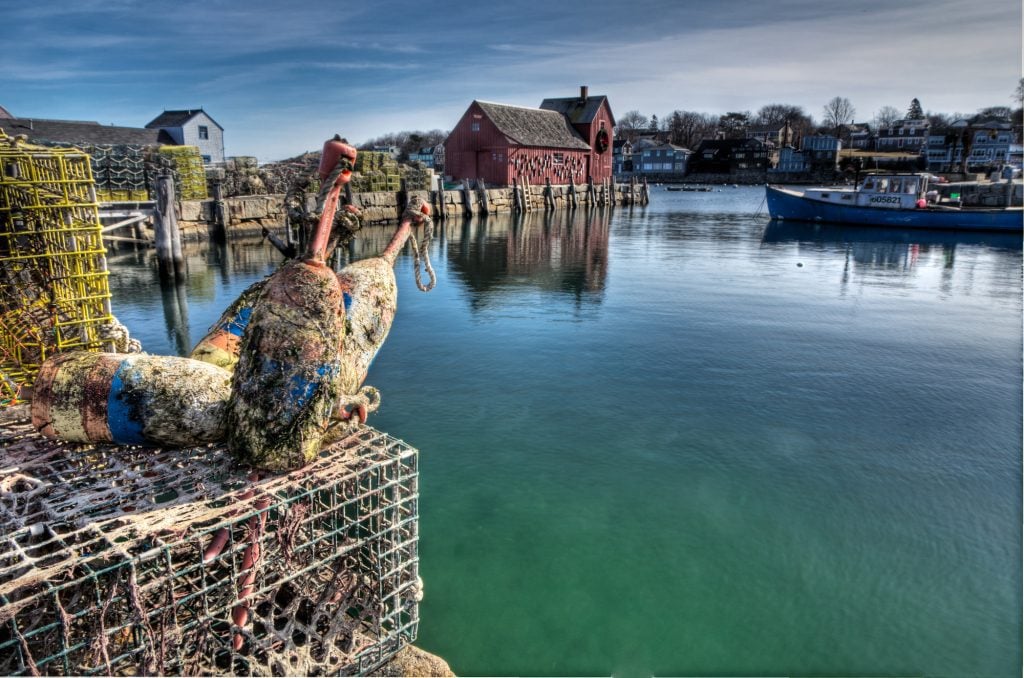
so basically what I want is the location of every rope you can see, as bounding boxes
[402,201,436,292]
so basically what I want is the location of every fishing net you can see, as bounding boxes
[0,405,419,676]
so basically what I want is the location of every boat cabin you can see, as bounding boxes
[802,173,928,210]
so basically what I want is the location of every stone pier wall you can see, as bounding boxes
[173,184,647,240]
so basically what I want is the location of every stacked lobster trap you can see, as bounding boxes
[0,133,115,402]
[0,406,420,676]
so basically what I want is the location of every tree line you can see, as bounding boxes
[614,80,1024,148]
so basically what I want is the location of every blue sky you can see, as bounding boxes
[2,0,1020,162]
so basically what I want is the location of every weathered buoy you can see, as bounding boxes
[224,138,355,471]
[189,282,264,370]
[191,200,434,424]
[30,352,231,446]
[334,198,432,420]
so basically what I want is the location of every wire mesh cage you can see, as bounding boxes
[0,134,115,402]
[0,405,420,676]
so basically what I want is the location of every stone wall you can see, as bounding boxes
[173,183,647,240]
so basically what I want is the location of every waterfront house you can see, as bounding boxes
[926,118,1017,172]
[688,138,772,174]
[444,86,615,186]
[145,109,225,165]
[613,139,634,173]
[875,118,929,153]
[802,135,842,171]
[773,147,808,173]
[848,124,873,150]
[636,141,691,175]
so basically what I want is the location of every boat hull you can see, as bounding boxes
[765,185,1022,232]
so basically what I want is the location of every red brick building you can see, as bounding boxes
[444,86,615,186]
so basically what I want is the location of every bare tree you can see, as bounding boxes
[668,110,717,148]
[822,97,856,135]
[755,103,815,142]
[615,110,649,141]
[873,106,901,129]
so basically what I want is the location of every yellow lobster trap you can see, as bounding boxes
[0,132,115,404]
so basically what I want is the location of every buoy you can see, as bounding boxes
[189,283,263,370]
[192,198,434,424]
[30,352,231,446]
[334,197,432,420]
[224,138,354,471]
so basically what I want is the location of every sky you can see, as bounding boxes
[2,0,1021,163]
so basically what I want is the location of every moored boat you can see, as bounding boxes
[765,174,1022,231]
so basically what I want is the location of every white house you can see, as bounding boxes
[145,109,225,165]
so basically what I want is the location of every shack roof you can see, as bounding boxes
[0,118,167,146]
[475,101,590,150]
[146,109,223,130]
[539,95,614,126]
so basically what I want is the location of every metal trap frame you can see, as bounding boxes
[0,133,115,402]
[0,406,419,676]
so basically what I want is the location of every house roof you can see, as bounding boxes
[539,94,614,127]
[0,105,13,119]
[0,118,167,146]
[146,109,223,130]
[475,101,590,150]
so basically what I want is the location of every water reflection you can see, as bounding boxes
[760,219,1022,300]
[440,210,610,312]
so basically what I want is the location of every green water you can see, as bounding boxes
[109,187,1022,677]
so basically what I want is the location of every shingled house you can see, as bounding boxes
[0,116,166,147]
[444,86,615,186]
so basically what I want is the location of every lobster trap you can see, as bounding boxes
[0,406,420,676]
[0,134,115,402]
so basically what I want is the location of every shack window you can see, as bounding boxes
[553,153,564,165]
[198,125,209,140]
[471,122,480,132]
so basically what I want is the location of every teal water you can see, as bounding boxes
[107,187,1023,677]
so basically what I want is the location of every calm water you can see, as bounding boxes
[107,187,1023,677]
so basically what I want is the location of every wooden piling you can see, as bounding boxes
[609,176,617,209]
[211,177,227,243]
[478,178,490,214]
[586,175,595,206]
[544,178,554,211]
[512,177,522,212]
[398,178,408,212]
[568,176,577,209]
[154,172,184,282]
[462,178,473,216]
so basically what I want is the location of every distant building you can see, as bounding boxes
[848,124,873,150]
[875,118,929,153]
[444,86,615,186]
[926,118,1016,172]
[145,109,225,164]
[372,145,400,159]
[748,121,794,148]
[636,141,690,174]
[612,139,634,173]
[688,138,771,173]
[773,146,807,173]
[408,146,438,168]
[802,135,842,171]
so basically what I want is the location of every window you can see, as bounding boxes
[201,155,211,163]
[198,125,209,140]
[553,153,564,165]
[471,122,480,132]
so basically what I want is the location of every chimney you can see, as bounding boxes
[579,85,588,103]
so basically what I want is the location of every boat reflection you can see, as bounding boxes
[762,219,1022,251]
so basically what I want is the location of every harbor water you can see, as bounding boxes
[107,186,1022,677]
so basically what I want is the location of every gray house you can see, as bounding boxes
[146,109,225,164]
